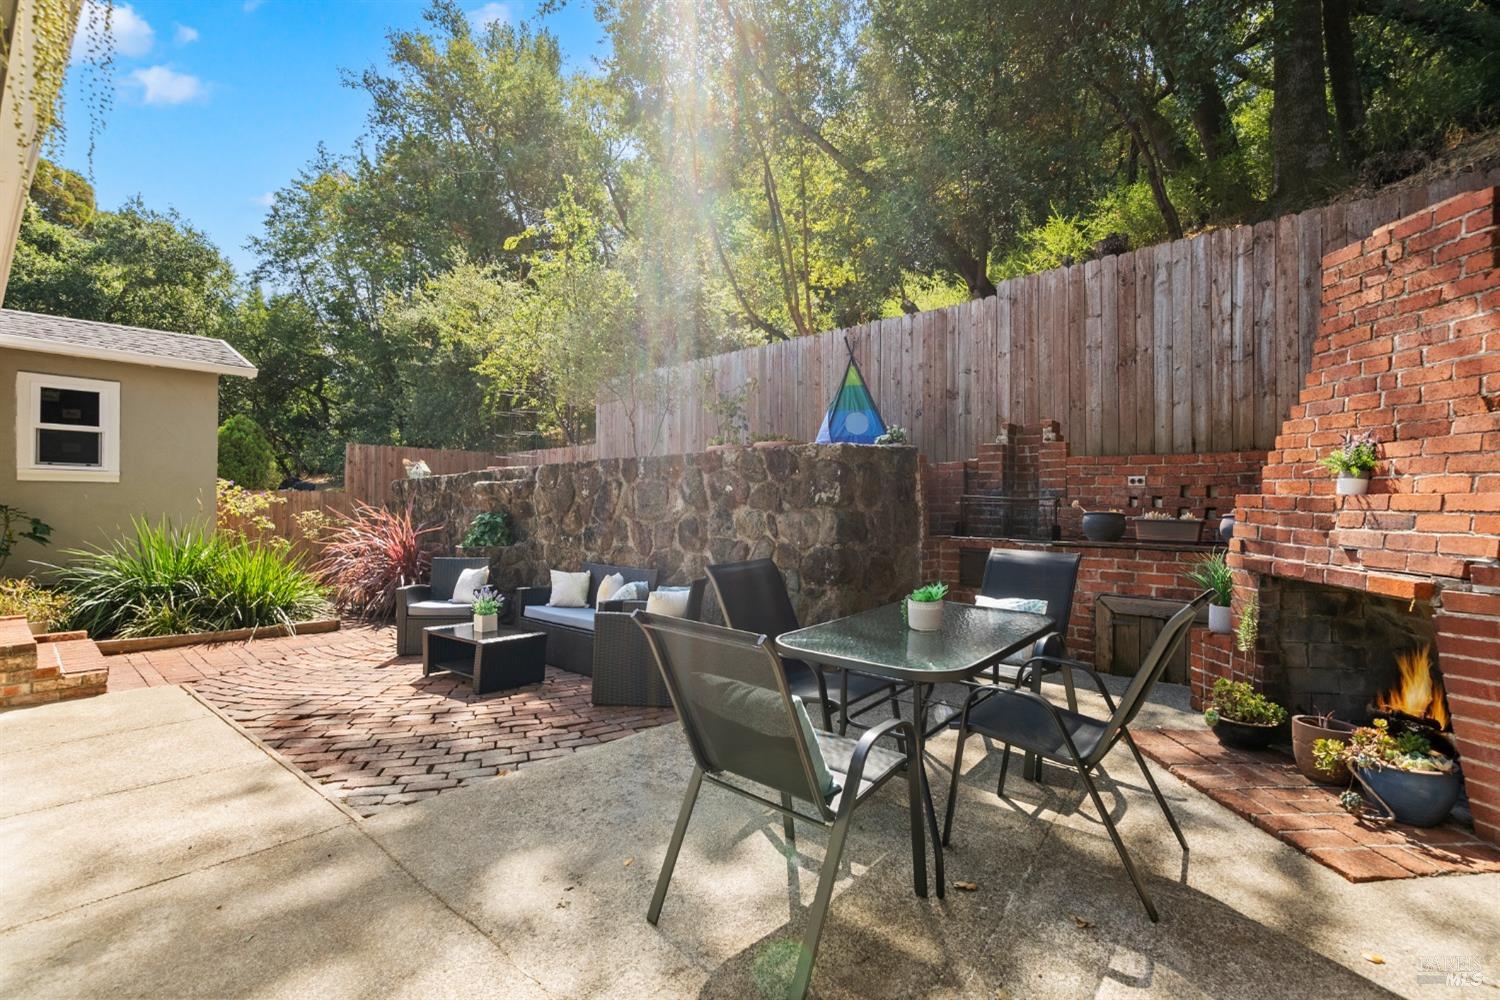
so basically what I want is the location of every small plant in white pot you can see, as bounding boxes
[472,586,500,634]
[906,582,948,631]
[1186,549,1233,634]
[1319,430,1379,496]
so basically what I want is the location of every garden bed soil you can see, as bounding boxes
[95,619,342,655]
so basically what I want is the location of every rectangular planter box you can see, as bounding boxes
[95,619,341,655]
[1131,518,1204,544]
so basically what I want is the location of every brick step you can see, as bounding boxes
[1,615,108,710]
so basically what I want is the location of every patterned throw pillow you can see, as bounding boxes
[610,580,650,604]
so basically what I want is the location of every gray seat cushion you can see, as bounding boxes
[522,605,597,632]
[406,599,472,618]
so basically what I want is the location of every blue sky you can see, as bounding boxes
[54,1,610,277]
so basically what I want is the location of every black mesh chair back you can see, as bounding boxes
[705,558,801,637]
[980,549,1081,642]
[635,611,833,815]
[429,557,490,601]
[1094,591,1212,756]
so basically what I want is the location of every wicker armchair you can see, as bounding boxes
[395,557,490,656]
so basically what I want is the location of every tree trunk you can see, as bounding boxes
[1185,69,1240,163]
[1270,0,1337,209]
[1323,0,1365,163]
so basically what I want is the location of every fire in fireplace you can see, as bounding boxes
[1372,646,1449,731]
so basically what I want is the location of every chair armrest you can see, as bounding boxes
[1020,654,1117,711]
[597,599,647,613]
[841,717,917,808]
[514,586,551,611]
[397,584,432,606]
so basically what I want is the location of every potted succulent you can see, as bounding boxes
[1071,500,1126,542]
[874,425,908,445]
[1291,711,1356,785]
[1186,549,1233,634]
[1131,510,1204,544]
[1203,678,1287,750]
[1319,430,1379,496]
[471,586,501,634]
[1314,718,1460,827]
[906,582,948,632]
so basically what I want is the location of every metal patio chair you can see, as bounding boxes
[941,591,1211,922]
[707,558,904,733]
[976,549,1082,707]
[633,611,934,1000]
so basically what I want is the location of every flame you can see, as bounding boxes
[1373,645,1449,729]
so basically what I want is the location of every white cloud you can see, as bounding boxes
[128,65,205,106]
[174,24,199,45]
[469,3,511,29]
[72,1,154,62]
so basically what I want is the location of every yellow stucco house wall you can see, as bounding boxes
[0,309,257,575]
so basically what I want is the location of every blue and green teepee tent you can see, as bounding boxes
[815,346,887,444]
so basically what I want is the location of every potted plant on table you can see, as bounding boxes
[1319,431,1380,496]
[1186,549,1233,634]
[471,586,502,634]
[1071,501,1126,542]
[1203,677,1287,750]
[1314,718,1460,827]
[906,582,948,632]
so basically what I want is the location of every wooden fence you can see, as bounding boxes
[595,168,1500,461]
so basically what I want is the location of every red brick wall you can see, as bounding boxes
[1061,451,1266,539]
[1436,576,1500,843]
[1189,630,1238,709]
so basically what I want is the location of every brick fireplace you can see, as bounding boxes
[1221,185,1500,842]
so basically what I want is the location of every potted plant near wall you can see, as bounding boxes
[1071,501,1126,542]
[471,586,502,634]
[906,582,948,631]
[457,511,512,556]
[874,426,908,446]
[1291,710,1356,784]
[1319,431,1380,496]
[1314,718,1460,827]
[1186,549,1233,634]
[1131,510,1204,544]
[1203,678,1288,750]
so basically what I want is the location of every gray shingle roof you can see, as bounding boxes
[0,308,257,377]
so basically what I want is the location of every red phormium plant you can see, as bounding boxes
[316,502,439,619]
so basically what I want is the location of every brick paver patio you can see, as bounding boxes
[1135,728,1500,882]
[107,625,674,815]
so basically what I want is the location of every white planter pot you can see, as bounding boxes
[473,613,498,634]
[1208,603,1232,635]
[907,599,944,632]
[1336,475,1370,496]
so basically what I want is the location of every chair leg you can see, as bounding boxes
[789,811,853,1000]
[838,670,851,736]
[647,767,704,925]
[1121,730,1188,852]
[905,757,929,898]
[941,697,974,847]
[780,792,797,846]
[1074,760,1159,922]
[997,744,1012,796]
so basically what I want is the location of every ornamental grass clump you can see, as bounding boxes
[1186,549,1233,607]
[316,502,438,619]
[51,520,329,640]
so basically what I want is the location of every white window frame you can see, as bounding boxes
[15,372,120,483]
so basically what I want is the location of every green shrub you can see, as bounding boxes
[0,578,71,630]
[51,520,330,639]
[218,415,278,490]
[461,511,512,548]
[1203,678,1287,727]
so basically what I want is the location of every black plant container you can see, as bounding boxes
[1081,512,1127,542]
[1211,717,1279,750]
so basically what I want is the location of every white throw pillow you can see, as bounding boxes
[451,566,489,605]
[645,587,692,618]
[975,595,1048,614]
[595,572,627,607]
[549,570,591,608]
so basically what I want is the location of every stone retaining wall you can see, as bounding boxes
[394,444,923,625]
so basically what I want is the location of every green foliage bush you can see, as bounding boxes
[1203,678,1287,728]
[461,512,512,548]
[0,578,71,631]
[218,415,278,490]
[51,520,330,639]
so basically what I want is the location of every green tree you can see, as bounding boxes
[217,415,279,490]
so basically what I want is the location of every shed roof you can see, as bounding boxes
[0,308,257,377]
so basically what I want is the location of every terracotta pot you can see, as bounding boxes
[1336,475,1370,496]
[1211,717,1279,750]
[1081,512,1126,542]
[1291,715,1355,784]
[907,599,944,632]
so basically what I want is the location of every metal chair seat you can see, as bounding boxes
[814,729,908,809]
[785,657,899,712]
[963,688,1111,765]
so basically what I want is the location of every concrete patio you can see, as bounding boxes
[5,674,1496,999]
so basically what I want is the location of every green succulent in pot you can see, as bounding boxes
[1204,678,1287,750]
[1313,718,1460,827]
[906,582,948,632]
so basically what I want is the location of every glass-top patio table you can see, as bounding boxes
[776,600,1054,892]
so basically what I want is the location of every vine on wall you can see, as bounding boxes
[1,0,112,170]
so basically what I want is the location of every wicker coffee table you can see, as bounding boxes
[422,624,547,695]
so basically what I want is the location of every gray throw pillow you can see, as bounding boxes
[612,580,649,603]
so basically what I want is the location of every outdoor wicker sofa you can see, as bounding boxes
[394,556,491,656]
[514,562,659,677]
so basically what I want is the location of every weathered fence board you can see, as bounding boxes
[592,169,1500,460]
